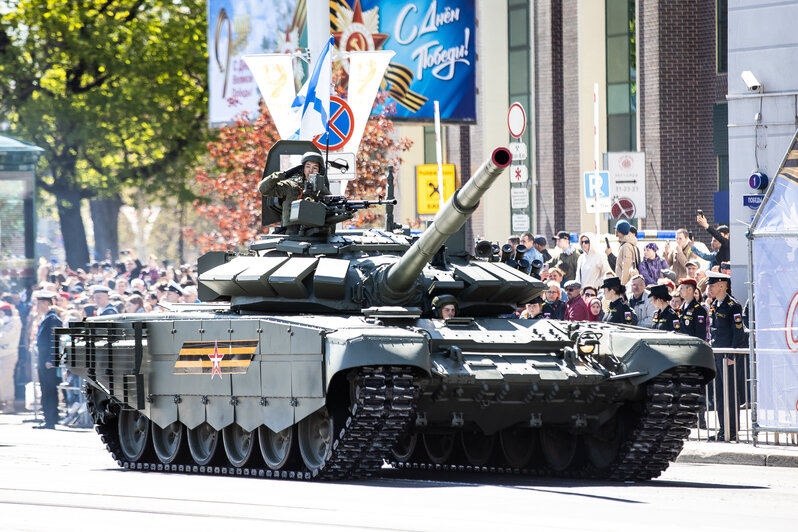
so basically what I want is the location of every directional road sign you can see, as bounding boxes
[313,96,354,152]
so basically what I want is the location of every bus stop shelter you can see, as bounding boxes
[0,134,43,402]
[0,134,41,292]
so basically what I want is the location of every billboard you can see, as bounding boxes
[207,0,305,126]
[331,0,476,122]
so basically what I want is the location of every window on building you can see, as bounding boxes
[713,103,729,190]
[717,0,728,74]
[605,0,636,152]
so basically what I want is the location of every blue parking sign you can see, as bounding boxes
[584,171,610,200]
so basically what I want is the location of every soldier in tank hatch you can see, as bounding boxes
[258,151,331,230]
[431,294,458,319]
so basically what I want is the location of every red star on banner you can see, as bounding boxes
[515,168,522,179]
[208,340,224,379]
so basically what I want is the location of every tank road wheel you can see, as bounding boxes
[461,431,495,466]
[391,433,418,462]
[298,407,334,471]
[152,421,185,464]
[117,409,151,462]
[540,427,578,472]
[187,422,220,466]
[223,424,256,468]
[499,427,536,468]
[259,426,298,470]
[585,416,624,470]
[422,433,455,464]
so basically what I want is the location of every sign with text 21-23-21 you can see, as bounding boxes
[331,0,476,122]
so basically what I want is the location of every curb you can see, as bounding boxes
[677,448,798,468]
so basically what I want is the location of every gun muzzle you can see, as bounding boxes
[500,244,514,262]
[529,259,543,277]
[475,240,494,259]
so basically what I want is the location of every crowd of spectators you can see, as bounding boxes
[0,250,199,419]
[506,215,744,440]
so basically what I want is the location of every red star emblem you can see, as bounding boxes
[331,0,389,53]
[208,340,224,379]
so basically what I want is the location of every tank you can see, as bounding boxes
[58,141,715,481]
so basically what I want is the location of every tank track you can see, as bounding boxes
[85,366,418,481]
[388,367,705,482]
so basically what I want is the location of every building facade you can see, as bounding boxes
[395,0,730,254]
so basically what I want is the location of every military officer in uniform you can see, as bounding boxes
[521,295,545,319]
[600,277,637,325]
[649,284,680,331]
[90,285,118,317]
[258,151,331,230]
[707,271,747,441]
[33,290,62,429]
[677,278,707,340]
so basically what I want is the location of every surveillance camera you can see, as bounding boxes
[741,70,763,93]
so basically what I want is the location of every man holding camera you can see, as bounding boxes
[664,228,695,280]
[258,151,330,230]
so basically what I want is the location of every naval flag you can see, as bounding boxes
[292,35,334,140]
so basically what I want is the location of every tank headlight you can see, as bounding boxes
[575,331,602,356]
[578,343,595,354]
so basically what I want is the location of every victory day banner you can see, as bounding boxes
[331,0,476,122]
[207,0,306,126]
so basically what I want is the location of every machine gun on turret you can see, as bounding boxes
[289,172,398,228]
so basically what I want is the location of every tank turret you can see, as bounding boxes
[197,144,544,315]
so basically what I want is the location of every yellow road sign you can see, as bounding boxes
[416,164,456,214]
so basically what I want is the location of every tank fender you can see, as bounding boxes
[324,328,431,388]
[610,332,716,386]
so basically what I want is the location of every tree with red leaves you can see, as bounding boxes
[191,91,412,251]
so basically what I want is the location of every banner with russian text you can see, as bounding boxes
[331,0,476,122]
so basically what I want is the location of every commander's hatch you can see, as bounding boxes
[261,140,322,226]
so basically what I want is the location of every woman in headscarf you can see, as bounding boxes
[575,233,611,289]
[586,297,603,321]
[639,242,669,286]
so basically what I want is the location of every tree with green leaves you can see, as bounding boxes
[0,0,209,268]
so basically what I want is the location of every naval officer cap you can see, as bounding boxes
[706,271,731,285]
[34,289,58,300]
[89,284,110,294]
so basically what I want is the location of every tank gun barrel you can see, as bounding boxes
[383,147,512,294]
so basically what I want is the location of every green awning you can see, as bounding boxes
[0,134,44,170]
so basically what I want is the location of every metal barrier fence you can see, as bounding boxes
[692,347,798,446]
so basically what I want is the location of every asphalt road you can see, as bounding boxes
[2,413,797,532]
